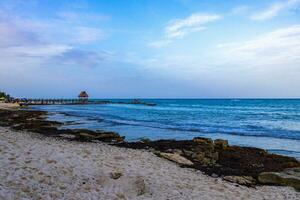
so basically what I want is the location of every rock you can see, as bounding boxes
[139,138,151,143]
[158,152,194,166]
[188,138,219,166]
[214,139,228,150]
[46,159,57,164]
[223,176,256,186]
[76,131,124,142]
[193,137,213,146]
[258,168,300,190]
[191,152,205,160]
[212,152,219,161]
[193,137,215,155]
[174,149,183,155]
[211,173,219,178]
[182,149,194,157]
[217,146,300,177]
[116,193,126,199]
[110,172,123,180]
[96,131,125,142]
[191,152,213,166]
[165,149,183,155]
[135,176,146,196]
[76,132,98,141]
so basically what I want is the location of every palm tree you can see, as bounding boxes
[0,91,6,98]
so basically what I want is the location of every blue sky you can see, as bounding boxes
[0,0,299,98]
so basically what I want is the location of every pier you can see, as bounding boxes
[19,91,97,106]
[17,91,156,106]
[19,99,99,106]
[18,99,156,106]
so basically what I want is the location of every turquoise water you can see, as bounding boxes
[33,99,300,159]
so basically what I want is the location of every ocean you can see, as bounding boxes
[33,99,300,159]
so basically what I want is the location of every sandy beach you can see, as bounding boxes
[0,102,20,110]
[0,126,299,200]
[1,0,300,198]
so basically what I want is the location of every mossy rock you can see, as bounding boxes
[258,168,300,190]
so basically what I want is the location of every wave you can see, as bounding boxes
[52,110,300,141]
[32,100,300,142]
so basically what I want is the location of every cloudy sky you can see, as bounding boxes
[0,0,299,98]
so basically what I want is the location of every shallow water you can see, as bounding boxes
[33,99,300,158]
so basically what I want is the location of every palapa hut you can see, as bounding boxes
[78,91,89,103]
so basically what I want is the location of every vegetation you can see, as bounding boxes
[0,91,11,101]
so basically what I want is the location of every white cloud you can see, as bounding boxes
[0,20,41,47]
[0,5,110,65]
[51,49,113,67]
[137,25,300,84]
[230,6,251,15]
[148,39,172,48]
[217,25,300,68]
[74,27,105,43]
[57,11,109,22]
[0,7,108,46]
[4,45,72,57]
[165,13,220,39]
[250,0,300,21]
[26,19,106,45]
[213,25,300,97]
[0,18,70,60]
[149,13,221,48]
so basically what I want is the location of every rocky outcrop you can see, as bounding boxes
[216,146,300,177]
[223,176,256,187]
[258,168,300,190]
[0,109,125,143]
[75,130,124,142]
[191,137,217,166]
[214,139,228,150]
[157,152,194,166]
[117,137,300,187]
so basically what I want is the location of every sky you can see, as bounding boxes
[0,0,299,98]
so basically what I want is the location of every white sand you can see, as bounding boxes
[0,103,20,110]
[0,127,299,200]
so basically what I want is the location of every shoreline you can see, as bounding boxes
[53,109,300,160]
[35,102,300,160]
[0,105,300,198]
[1,126,299,199]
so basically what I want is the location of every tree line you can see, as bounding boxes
[0,91,11,100]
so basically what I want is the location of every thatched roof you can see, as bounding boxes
[78,91,89,98]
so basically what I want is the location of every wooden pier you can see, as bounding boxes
[19,99,156,106]
[15,91,156,107]
[19,99,95,106]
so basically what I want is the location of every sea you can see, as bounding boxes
[32,99,300,159]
